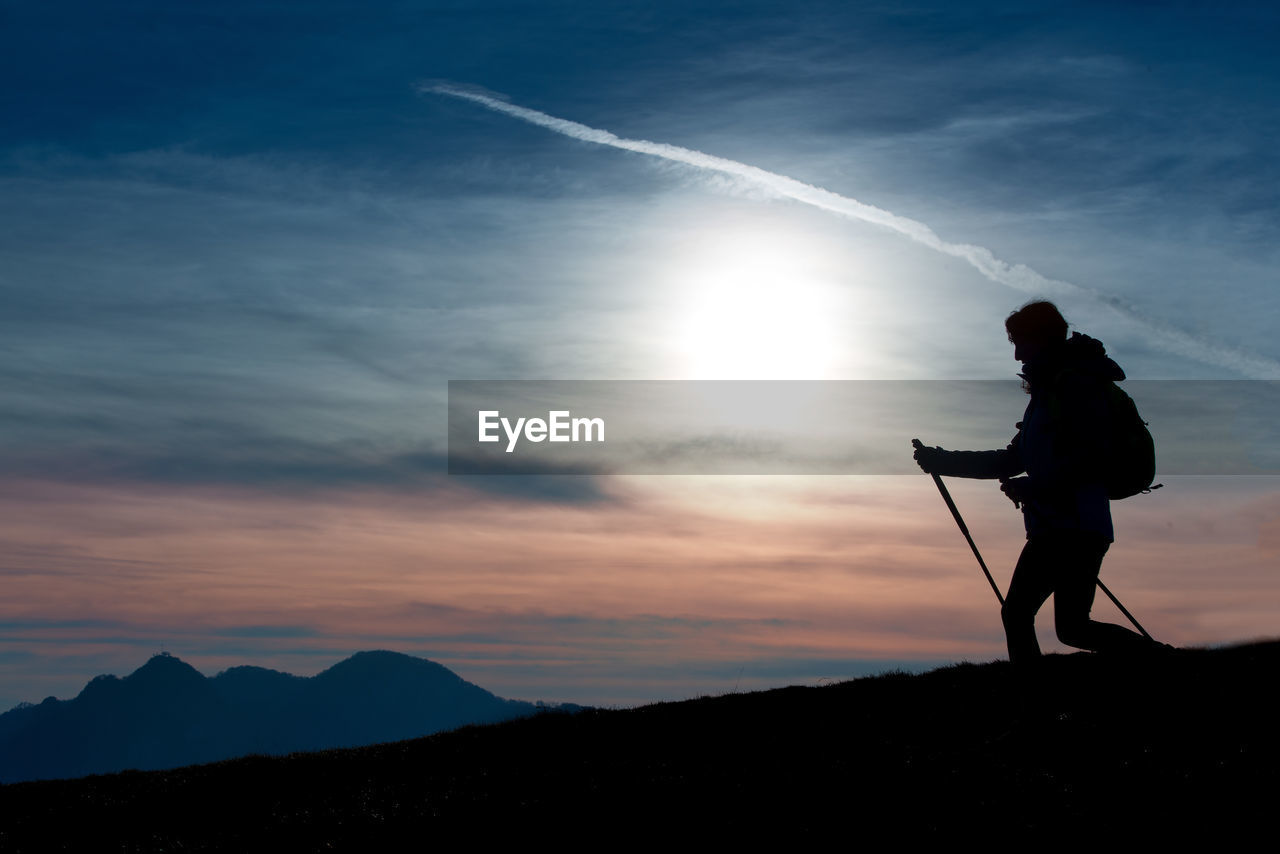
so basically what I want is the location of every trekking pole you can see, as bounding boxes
[1095,579,1154,641]
[912,439,1004,606]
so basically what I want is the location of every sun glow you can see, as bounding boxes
[669,225,845,379]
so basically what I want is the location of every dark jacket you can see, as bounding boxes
[931,332,1123,541]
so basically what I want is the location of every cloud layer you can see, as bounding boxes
[428,84,1280,378]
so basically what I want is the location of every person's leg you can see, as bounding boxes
[1002,538,1056,663]
[1051,533,1153,654]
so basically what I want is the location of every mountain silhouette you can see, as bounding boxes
[0,651,546,783]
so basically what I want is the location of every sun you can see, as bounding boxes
[669,224,844,379]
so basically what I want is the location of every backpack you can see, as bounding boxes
[1043,370,1158,500]
[1100,380,1158,499]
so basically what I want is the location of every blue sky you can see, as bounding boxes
[2,2,1279,709]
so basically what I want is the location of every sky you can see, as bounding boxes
[3,1,1279,709]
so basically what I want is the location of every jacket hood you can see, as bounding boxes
[1022,331,1126,386]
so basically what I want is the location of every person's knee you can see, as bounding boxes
[1001,602,1033,630]
[1055,618,1090,648]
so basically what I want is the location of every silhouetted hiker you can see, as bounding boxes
[914,300,1164,663]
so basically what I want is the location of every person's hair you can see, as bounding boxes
[1005,300,1068,345]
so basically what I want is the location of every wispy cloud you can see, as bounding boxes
[425,84,1280,379]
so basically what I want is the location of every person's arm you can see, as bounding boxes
[914,434,1025,480]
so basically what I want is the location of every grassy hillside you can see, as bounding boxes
[2,641,1275,849]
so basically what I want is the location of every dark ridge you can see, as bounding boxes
[1,641,1276,848]
[0,651,542,784]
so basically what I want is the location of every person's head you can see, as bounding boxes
[1005,300,1068,363]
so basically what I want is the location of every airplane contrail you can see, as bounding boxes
[425,83,1280,378]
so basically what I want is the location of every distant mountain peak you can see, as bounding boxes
[128,652,205,685]
[316,650,459,683]
[348,649,416,663]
